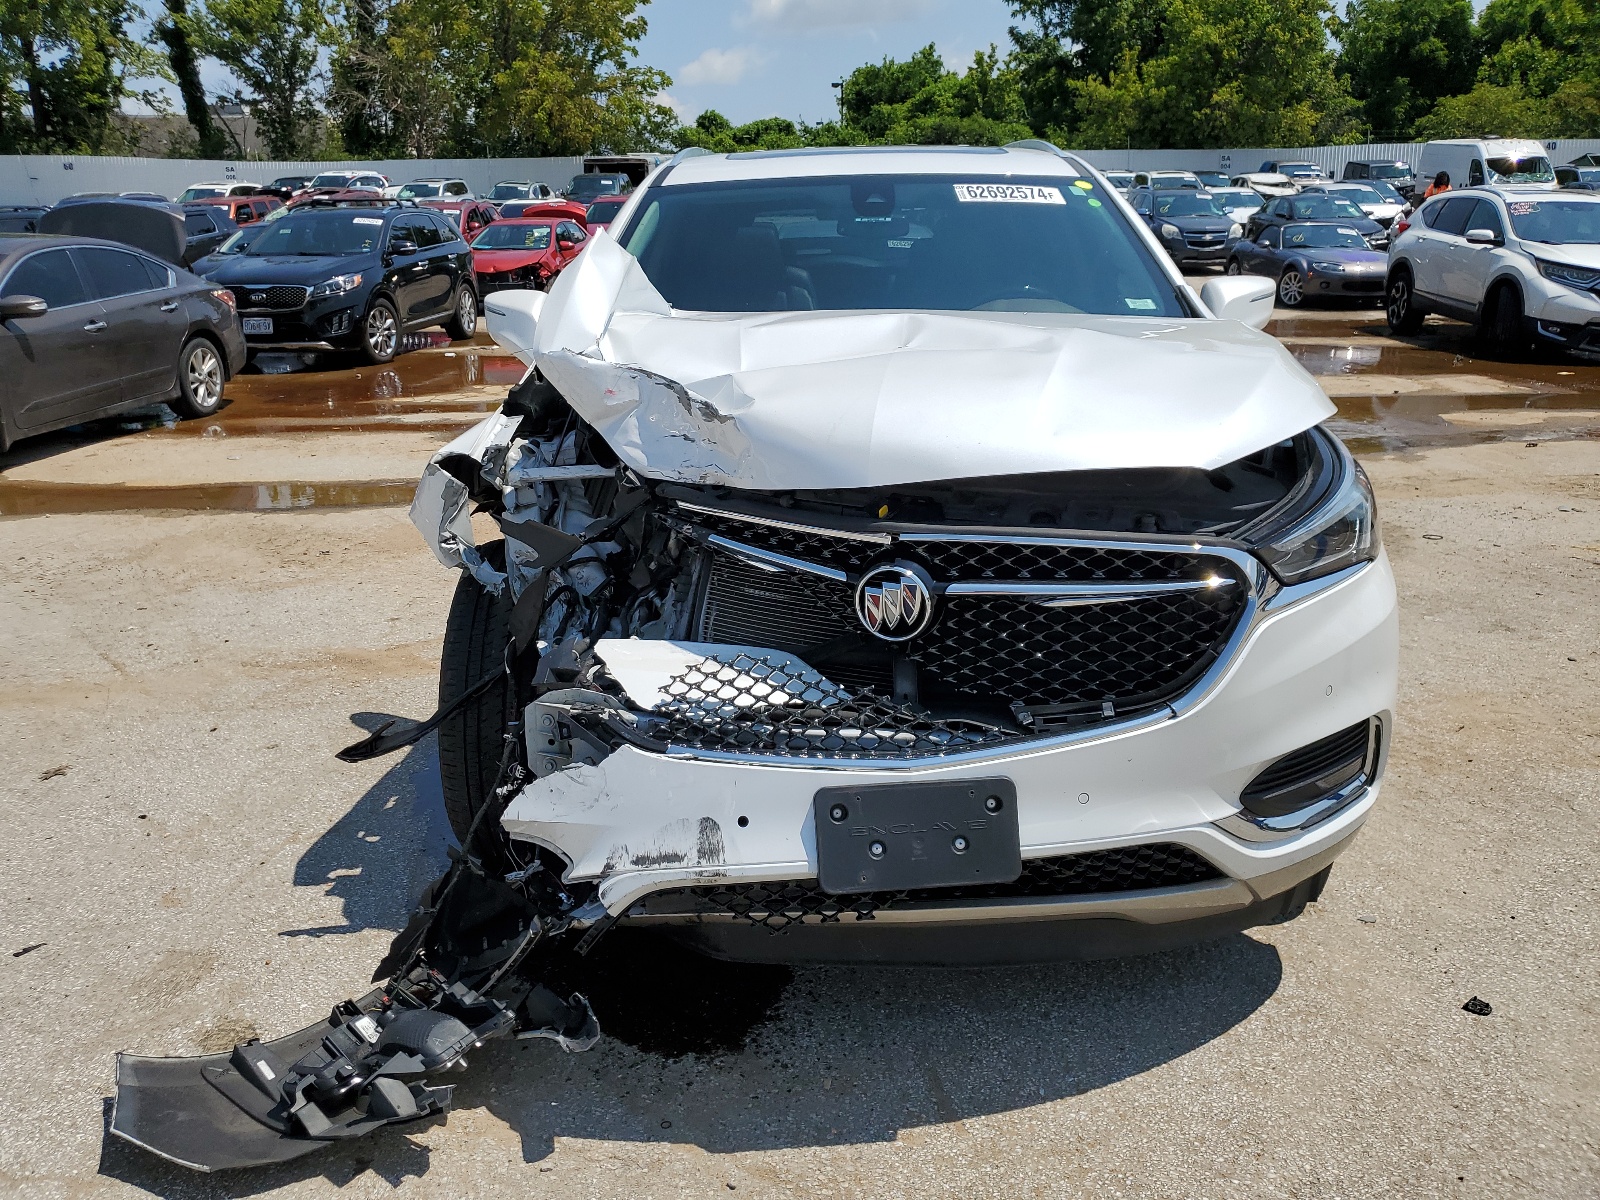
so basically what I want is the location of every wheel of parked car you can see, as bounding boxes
[171,337,225,419]
[360,297,399,364]
[1277,268,1306,307]
[1225,258,1243,276]
[445,284,478,340]
[1385,268,1424,334]
[437,541,516,850]
[1481,284,1526,358]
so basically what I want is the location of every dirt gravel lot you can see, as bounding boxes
[1,316,1597,1198]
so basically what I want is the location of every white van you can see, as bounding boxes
[1414,139,1557,194]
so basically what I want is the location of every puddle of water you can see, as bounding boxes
[0,478,415,517]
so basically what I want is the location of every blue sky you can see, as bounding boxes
[633,0,1020,127]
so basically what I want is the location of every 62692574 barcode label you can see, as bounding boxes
[952,183,1066,204]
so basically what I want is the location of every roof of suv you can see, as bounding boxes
[660,144,1091,186]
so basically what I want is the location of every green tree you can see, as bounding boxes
[1471,0,1600,136]
[1334,0,1477,139]
[1412,81,1551,138]
[154,0,225,156]
[327,0,397,156]
[1,0,152,152]
[198,0,330,157]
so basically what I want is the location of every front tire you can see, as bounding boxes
[437,541,515,847]
[1386,268,1424,334]
[445,283,478,340]
[171,337,224,419]
[1480,284,1526,358]
[1225,258,1243,276]
[1277,268,1306,307]
[360,297,399,364]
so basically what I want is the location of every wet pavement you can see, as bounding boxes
[2,310,1598,516]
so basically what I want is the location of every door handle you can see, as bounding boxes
[160,299,180,311]
[83,320,107,332]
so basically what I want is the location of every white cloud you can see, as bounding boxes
[740,0,935,33]
[654,91,693,122]
[678,46,765,87]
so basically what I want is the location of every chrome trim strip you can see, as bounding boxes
[1261,560,1370,614]
[622,878,1255,927]
[677,501,893,544]
[1215,715,1383,842]
[946,578,1234,604]
[704,533,849,582]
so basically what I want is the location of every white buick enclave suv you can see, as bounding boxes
[1385,186,1600,355]
[425,143,1399,964]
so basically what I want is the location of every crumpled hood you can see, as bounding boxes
[473,248,554,271]
[520,231,1333,491]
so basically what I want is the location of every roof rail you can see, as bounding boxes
[1004,139,1069,156]
[667,146,715,164]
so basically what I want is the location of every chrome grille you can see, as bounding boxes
[236,284,309,311]
[910,539,1207,583]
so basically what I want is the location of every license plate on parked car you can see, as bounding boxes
[242,317,273,335]
[815,778,1021,894]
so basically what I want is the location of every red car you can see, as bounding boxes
[468,217,589,295]
[585,196,628,231]
[496,198,589,226]
[423,199,500,241]
[191,194,282,225]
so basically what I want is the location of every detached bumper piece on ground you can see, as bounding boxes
[111,835,600,1171]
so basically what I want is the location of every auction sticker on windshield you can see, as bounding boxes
[353,217,384,225]
[953,183,1065,204]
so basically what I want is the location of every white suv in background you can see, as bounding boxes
[1385,187,1600,355]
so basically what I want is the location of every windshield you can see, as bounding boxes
[1332,185,1386,206]
[569,175,621,199]
[215,226,266,254]
[619,173,1184,316]
[1280,164,1321,177]
[1488,156,1554,184]
[245,212,386,256]
[587,198,627,222]
[311,174,353,189]
[1103,172,1133,186]
[1284,225,1369,250]
[472,223,552,249]
[1506,199,1600,244]
[1369,181,1405,203]
[1290,196,1367,220]
[272,177,308,188]
[1211,189,1263,210]
[1370,163,1410,179]
[398,182,442,199]
[180,187,225,201]
[1155,192,1226,217]
[489,183,530,200]
[1150,175,1199,189]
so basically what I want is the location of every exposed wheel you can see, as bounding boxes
[445,283,478,340]
[1480,284,1527,358]
[1225,258,1243,276]
[437,541,515,847]
[1386,268,1424,334]
[171,337,224,418]
[360,297,399,364]
[1277,268,1306,307]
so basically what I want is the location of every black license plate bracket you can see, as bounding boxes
[815,778,1021,895]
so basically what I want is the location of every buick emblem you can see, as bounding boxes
[854,563,936,642]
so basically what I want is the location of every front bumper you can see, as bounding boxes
[237,294,367,351]
[1164,237,1239,263]
[1307,270,1387,297]
[501,552,1399,958]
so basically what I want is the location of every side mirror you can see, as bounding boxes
[389,238,419,256]
[1464,227,1501,246]
[0,294,47,319]
[557,237,575,250]
[483,289,547,364]
[1199,276,1276,331]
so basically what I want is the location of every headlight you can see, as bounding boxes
[1537,259,1600,291]
[1160,223,1181,239]
[1251,444,1380,585]
[309,272,363,299]
[1229,223,1243,238]
[1311,260,1345,273]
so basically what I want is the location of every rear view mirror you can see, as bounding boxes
[0,294,47,319]
[1464,227,1501,246]
[1199,276,1275,331]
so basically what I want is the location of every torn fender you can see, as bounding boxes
[514,231,1336,492]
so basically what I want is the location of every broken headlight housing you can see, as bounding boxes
[1245,430,1380,585]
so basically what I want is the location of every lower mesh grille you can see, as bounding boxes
[1244,720,1373,800]
[634,843,1225,929]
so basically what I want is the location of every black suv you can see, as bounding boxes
[196,201,477,363]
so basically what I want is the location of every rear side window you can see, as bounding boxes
[2,248,88,307]
[446,181,467,196]
[185,211,216,235]
[75,247,157,299]
[1431,196,1478,235]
